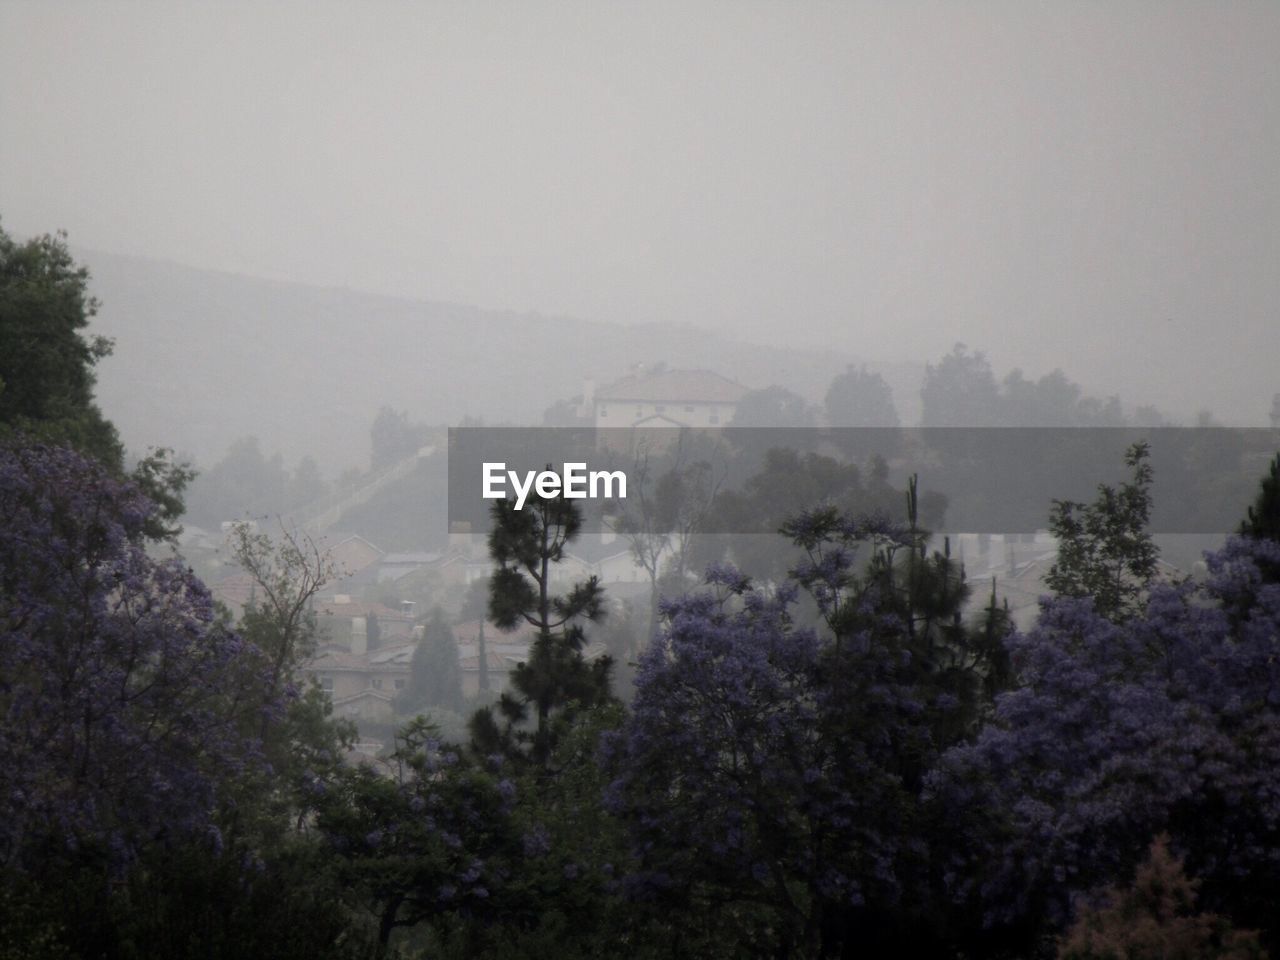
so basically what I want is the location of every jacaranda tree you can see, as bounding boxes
[927,532,1280,952]
[0,441,276,875]
[603,497,1013,957]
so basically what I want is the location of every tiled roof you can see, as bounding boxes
[596,369,747,404]
[306,645,413,671]
[453,619,537,644]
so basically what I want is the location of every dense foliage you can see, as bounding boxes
[0,442,273,874]
[928,532,1280,950]
[0,226,122,468]
[602,495,1012,957]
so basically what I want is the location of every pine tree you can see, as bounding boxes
[402,608,463,714]
[1241,453,1280,543]
[470,483,612,765]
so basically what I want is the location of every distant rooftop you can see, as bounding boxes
[595,368,748,405]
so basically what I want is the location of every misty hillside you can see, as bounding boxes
[79,249,922,473]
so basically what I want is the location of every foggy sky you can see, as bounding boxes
[2,1,1277,423]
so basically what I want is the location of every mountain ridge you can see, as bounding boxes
[76,247,920,474]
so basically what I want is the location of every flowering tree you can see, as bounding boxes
[313,717,518,952]
[0,442,275,873]
[603,497,1011,956]
[928,533,1280,949]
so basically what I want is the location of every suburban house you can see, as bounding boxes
[327,534,385,580]
[314,595,416,653]
[304,644,413,722]
[590,367,748,430]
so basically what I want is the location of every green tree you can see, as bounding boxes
[824,364,899,428]
[130,445,197,541]
[460,577,493,696]
[288,454,329,508]
[471,488,612,766]
[370,405,431,471]
[1236,452,1280,588]
[0,224,122,468]
[1045,441,1159,622]
[185,436,291,525]
[1241,453,1280,544]
[0,225,194,540]
[402,608,463,714]
[227,520,339,736]
[728,384,817,428]
[920,343,1001,427]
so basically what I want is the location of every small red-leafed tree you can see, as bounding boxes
[1059,836,1266,960]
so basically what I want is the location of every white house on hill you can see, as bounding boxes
[590,368,748,430]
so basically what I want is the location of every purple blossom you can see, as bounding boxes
[0,443,280,870]
[523,824,551,858]
[928,534,1280,937]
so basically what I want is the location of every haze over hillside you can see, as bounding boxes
[82,249,923,474]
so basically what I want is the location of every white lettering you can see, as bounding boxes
[591,469,627,500]
[482,462,507,499]
[535,471,561,498]
[509,468,536,511]
[485,462,628,510]
[562,462,587,498]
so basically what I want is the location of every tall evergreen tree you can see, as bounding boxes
[402,608,463,714]
[460,577,492,695]
[1241,453,1280,543]
[1238,452,1280,586]
[470,484,612,765]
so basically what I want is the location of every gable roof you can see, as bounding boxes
[596,369,747,405]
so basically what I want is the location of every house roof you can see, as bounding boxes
[453,619,537,645]
[459,651,518,672]
[596,369,748,405]
[306,642,415,672]
[381,551,445,565]
[315,597,415,621]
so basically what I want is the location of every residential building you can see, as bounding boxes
[591,367,748,430]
